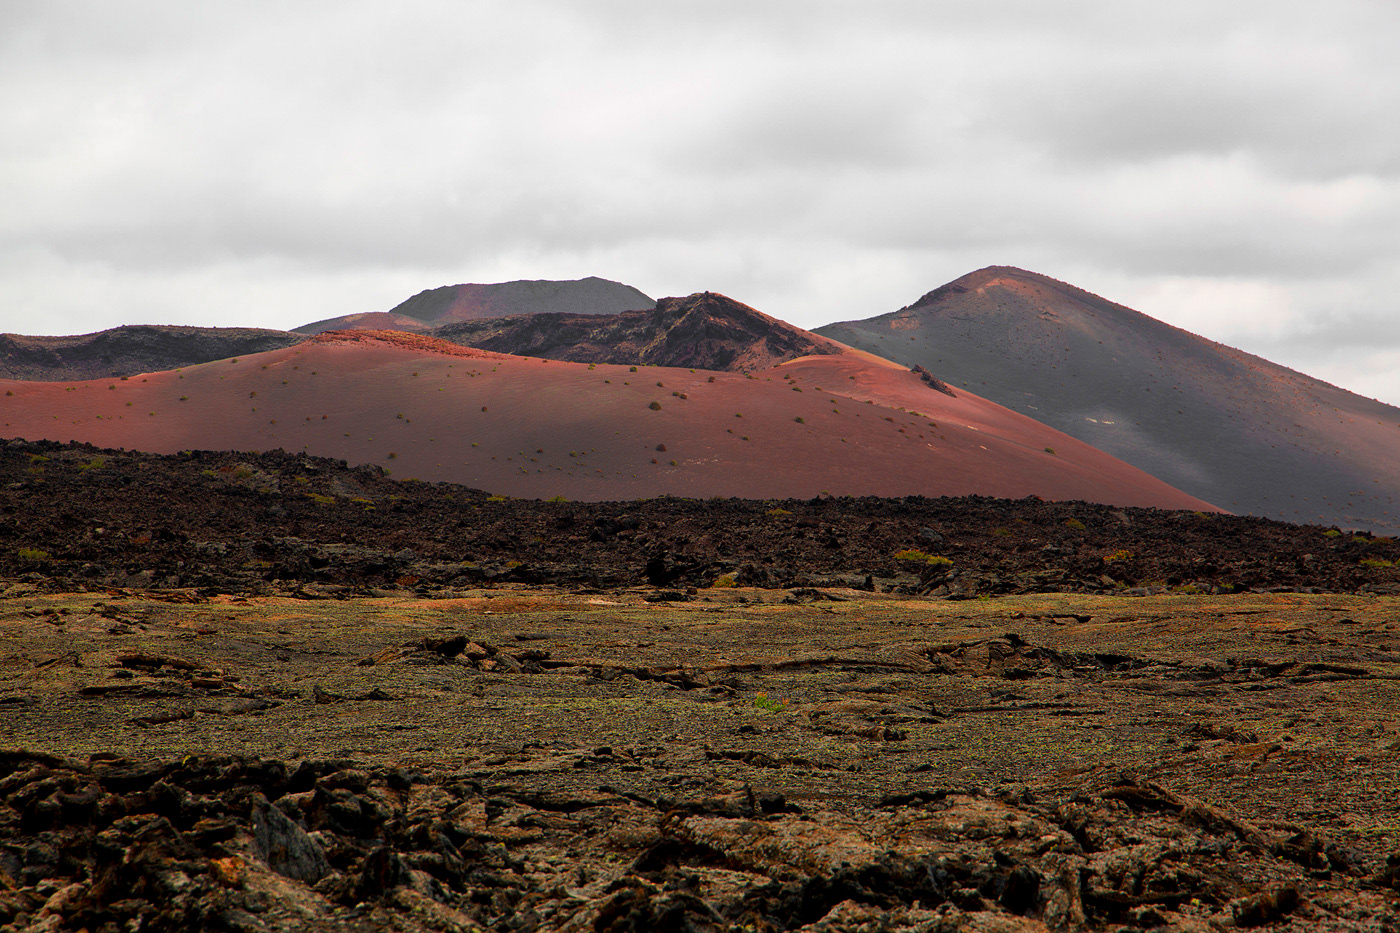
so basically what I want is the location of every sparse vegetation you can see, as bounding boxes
[1064,518,1087,531]
[1106,549,1133,563]
[16,547,51,561]
[894,549,952,568]
[752,693,789,713]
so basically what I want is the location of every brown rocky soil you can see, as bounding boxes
[4,589,1400,930]
[2,440,1399,930]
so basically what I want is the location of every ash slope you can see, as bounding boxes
[294,276,654,335]
[0,329,1216,510]
[0,325,304,382]
[817,266,1400,535]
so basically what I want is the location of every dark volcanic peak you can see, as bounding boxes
[816,266,1400,534]
[434,290,842,371]
[0,325,305,382]
[294,276,655,335]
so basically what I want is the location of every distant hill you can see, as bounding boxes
[0,328,1217,510]
[433,291,842,371]
[294,276,654,335]
[0,325,304,382]
[816,266,1400,534]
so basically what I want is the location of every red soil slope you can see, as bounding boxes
[0,331,1218,508]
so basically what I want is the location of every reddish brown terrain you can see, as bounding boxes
[0,327,1215,510]
[817,266,1400,535]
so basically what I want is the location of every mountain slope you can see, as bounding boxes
[0,325,304,382]
[816,266,1400,533]
[0,329,1217,510]
[433,292,841,371]
[294,276,654,335]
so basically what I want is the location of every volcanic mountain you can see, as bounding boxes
[432,292,841,371]
[0,325,303,382]
[294,276,654,335]
[816,266,1400,534]
[0,322,1216,509]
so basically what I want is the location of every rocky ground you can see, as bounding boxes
[3,439,1397,599]
[2,439,1399,931]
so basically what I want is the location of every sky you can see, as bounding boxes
[3,1,1398,403]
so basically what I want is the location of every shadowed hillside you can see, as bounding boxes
[817,266,1400,534]
[0,325,304,382]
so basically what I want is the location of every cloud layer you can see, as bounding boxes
[3,0,1398,402]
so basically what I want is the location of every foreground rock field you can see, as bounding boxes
[2,440,1398,930]
[3,587,1399,931]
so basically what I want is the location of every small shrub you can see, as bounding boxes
[487,495,507,502]
[1044,447,1055,455]
[712,572,739,588]
[547,495,568,503]
[78,458,104,472]
[1360,558,1395,569]
[1064,518,1087,531]
[308,494,335,505]
[648,401,662,411]
[1323,529,1341,538]
[894,549,952,568]
[17,547,51,561]
[350,497,372,504]
[179,396,189,401]
[1105,549,1133,563]
[629,366,638,372]
[753,693,789,713]
[766,508,792,516]
[794,416,805,424]
[386,452,397,459]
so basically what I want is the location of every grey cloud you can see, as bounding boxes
[1,0,1398,404]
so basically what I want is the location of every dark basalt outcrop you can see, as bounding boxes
[3,438,1396,598]
[0,326,305,382]
[0,752,1387,931]
[433,291,842,372]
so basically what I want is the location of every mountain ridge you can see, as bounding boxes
[816,266,1400,533]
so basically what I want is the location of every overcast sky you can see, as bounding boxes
[3,1,1398,403]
